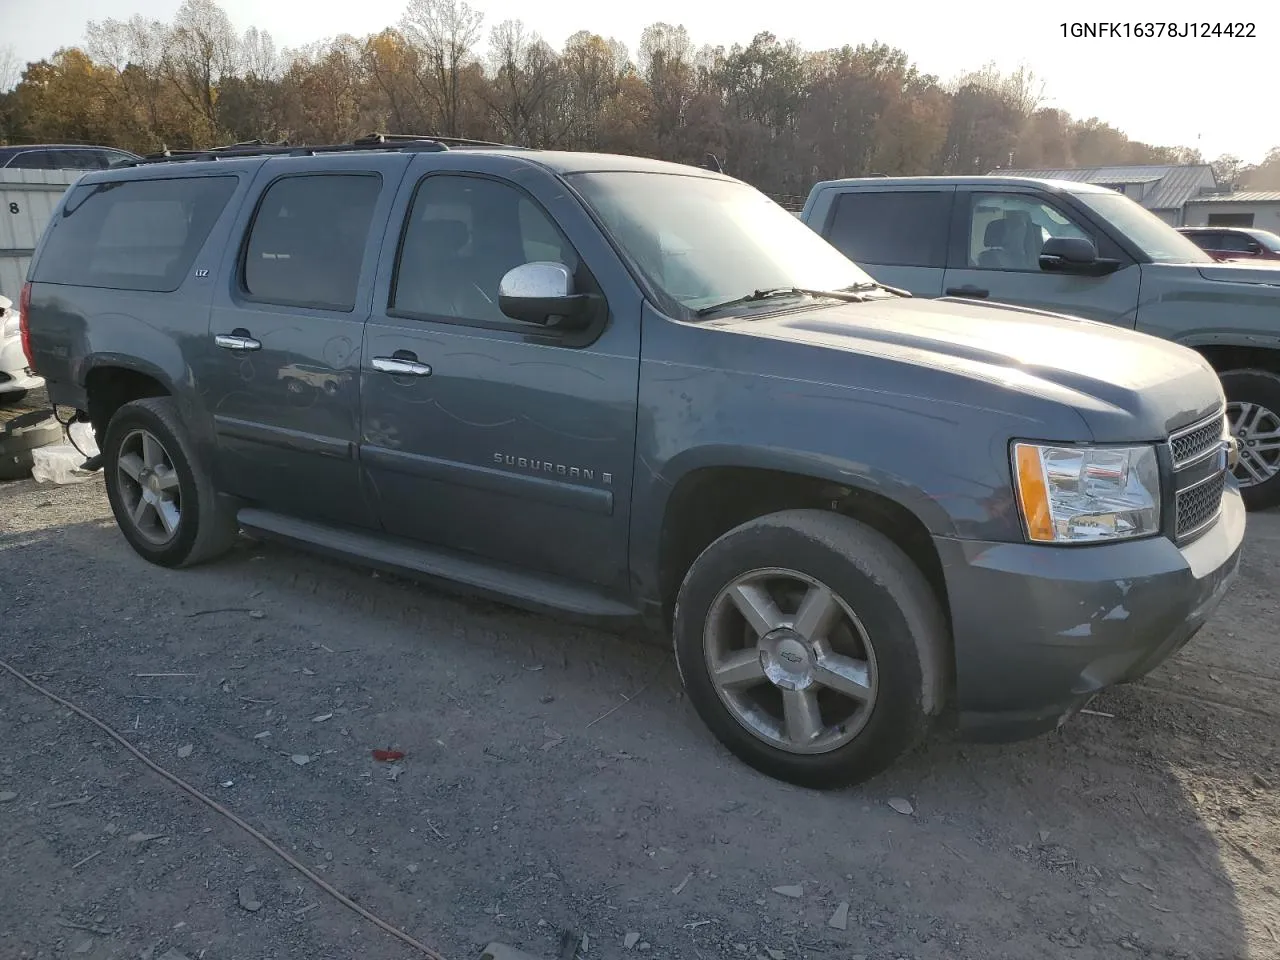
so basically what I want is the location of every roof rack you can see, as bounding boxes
[126,133,526,166]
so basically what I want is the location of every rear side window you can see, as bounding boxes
[7,150,55,170]
[32,176,237,292]
[242,174,382,312]
[825,191,951,268]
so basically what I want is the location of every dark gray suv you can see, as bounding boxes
[19,136,1246,788]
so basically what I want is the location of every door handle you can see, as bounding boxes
[945,286,989,299]
[214,330,261,351]
[372,355,432,377]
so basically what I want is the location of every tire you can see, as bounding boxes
[1220,369,1280,511]
[0,389,28,406]
[672,509,948,790]
[102,397,239,567]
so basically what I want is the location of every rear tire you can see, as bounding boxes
[1220,369,1280,510]
[672,509,948,789]
[102,397,238,567]
[0,389,29,406]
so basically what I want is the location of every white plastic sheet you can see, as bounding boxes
[30,421,99,485]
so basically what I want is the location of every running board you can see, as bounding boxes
[236,507,640,620]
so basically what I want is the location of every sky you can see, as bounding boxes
[1,0,1277,165]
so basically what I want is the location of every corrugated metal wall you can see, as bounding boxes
[0,170,82,300]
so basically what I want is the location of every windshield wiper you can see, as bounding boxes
[694,286,868,318]
[841,281,913,298]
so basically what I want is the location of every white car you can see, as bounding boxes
[0,294,43,403]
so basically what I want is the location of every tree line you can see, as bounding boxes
[2,0,1278,198]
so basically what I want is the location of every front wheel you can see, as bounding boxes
[672,509,948,789]
[1221,369,1280,510]
[102,397,239,567]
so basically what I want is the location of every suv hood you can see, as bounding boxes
[730,296,1222,442]
[1195,261,1280,286]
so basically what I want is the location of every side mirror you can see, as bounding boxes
[1039,237,1120,276]
[498,262,594,330]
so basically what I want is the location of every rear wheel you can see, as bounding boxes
[103,397,238,567]
[673,509,948,789]
[1221,369,1280,510]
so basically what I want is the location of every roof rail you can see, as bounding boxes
[354,132,527,150]
[124,133,526,166]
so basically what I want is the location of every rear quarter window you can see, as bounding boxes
[824,190,951,268]
[31,176,237,292]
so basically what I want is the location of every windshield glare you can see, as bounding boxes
[1073,190,1212,264]
[569,171,874,316]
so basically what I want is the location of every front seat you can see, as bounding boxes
[978,218,1010,268]
[396,219,473,317]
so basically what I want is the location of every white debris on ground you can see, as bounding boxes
[31,421,98,485]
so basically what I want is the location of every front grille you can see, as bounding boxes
[1176,471,1226,538]
[1168,411,1227,541]
[1170,416,1223,466]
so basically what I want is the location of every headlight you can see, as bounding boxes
[1012,442,1161,543]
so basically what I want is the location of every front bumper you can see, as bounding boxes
[934,484,1246,742]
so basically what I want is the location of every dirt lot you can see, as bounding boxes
[1,475,1277,960]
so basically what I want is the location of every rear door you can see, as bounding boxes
[203,153,409,528]
[817,186,953,296]
[942,188,1142,326]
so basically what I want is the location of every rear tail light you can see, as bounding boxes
[19,281,33,369]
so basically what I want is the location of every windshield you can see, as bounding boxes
[1073,190,1212,264]
[568,171,875,317]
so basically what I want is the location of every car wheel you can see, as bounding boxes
[103,397,239,567]
[673,509,948,789]
[1221,369,1280,510]
[0,389,28,406]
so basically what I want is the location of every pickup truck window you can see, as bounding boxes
[569,171,873,318]
[825,191,950,268]
[1073,190,1212,264]
[243,173,382,312]
[965,193,1092,271]
[31,175,237,292]
[391,174,581,326]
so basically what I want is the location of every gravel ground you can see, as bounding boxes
[1,476,1277,960]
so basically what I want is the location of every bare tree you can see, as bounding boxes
[485,20,563,145]
[399,0,484,136]
[0,45,20,93]
[241,27,281,81]
[162,0,240,134]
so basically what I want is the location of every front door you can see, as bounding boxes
[359,165,640,591]
[205,156,404,527]
[942,190,1142,327]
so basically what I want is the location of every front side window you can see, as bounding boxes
[568,171,874,318]
[1073,190,1212,263]
[965,193,1093,271]
[825,191,951,269]
[1218,232,1260,253]
[243,174,382,312]
[31,175,238,292]
[392,175,580,325]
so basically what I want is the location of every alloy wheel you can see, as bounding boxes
[702,567,878,755]
[116,428,183,545]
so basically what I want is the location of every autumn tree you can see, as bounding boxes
[400,0,485,136]
[484,20,565,146]
[3,0,1218,199]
